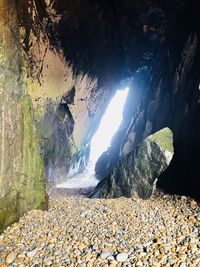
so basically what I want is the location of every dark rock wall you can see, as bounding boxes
[39,101,75,184]
[95,0,200,198]
[53,0,169,80]
[22,0,199,197]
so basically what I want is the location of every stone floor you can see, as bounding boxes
[0,190,200,267]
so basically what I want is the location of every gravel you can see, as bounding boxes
[0,190,200,266]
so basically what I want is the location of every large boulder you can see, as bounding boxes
[91,128,174,199]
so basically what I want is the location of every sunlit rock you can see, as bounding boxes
[91,128,174,199]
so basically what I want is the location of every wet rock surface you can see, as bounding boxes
[0,0,45,233]
[0,192,200,266]
[92,128,174,199]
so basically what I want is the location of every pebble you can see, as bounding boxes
[107,255,114,261]
[17,253,26,259]
[193,256,200,263]
[27,248,38,258]
[5,252,16,264]
[0,191,199,267]
[168,258,177,265]
[178,253,187,260]
[78,243,86,250]
[100,250,113,259]
[116,252,128,262]
[136,260,143,267]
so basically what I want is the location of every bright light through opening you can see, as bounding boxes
[90,87,129,164]
[56,87,129,189]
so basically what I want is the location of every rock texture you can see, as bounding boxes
[0,0,45,233]
[0,0,123,232]
[94,0,200,198]
[92,128,174,199]
[1,0,200,231]
[16,0,115,183]
[15,0,200,195]
[0,193,200,266]
[1,0,118,232]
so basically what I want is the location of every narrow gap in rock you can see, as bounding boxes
[56,87,129,192]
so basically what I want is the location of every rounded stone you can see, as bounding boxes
[27,249,38,258]
[100,250,113,259]
[78,243,86,250]
[135,260,143,267]
[116,252,128,262]
[5,252,16,264]
[193,256,200,263]
[1,192,200,267]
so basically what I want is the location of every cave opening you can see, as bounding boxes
[90,87,129,165]
[57,87,129,189]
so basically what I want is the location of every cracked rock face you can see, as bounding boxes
[91,128,174,199]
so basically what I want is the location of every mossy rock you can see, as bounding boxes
[91,128,174,199]
[0,95,45,233]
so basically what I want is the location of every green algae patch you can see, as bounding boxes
[0,95,45,234]
[20,95,45,212]
[148,128,174,153]
[0,1,45,233]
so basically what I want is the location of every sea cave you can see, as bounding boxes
[0,0,200,266]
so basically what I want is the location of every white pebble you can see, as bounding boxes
[116,252,128,262]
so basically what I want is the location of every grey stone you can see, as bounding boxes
[27,248,38,258]
[100,250,113,259]
[168,259,177,265]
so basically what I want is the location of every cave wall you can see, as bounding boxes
[26,42,110,184]
[95,0,200,198]
[15,0,115,184]
[19,0,199,197]
[0,0,45,232]
[22,0,179,186]
[0,0,113,231]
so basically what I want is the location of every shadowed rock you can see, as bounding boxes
[91,128,174,199]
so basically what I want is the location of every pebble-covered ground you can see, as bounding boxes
[0,190,200,267]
